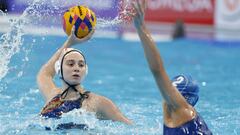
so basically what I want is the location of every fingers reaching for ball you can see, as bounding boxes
[64,5,97,46]
[71,25,76,35]
[83,28,95,41]
[68,27,95,46]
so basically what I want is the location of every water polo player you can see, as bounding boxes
[37,26,132,129]
[129,0,212,134]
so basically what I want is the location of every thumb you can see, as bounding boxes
[71,25,76,35]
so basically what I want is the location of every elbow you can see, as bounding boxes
[37,66,46,81]
[37,69,43,83]
[37,66,53,83]
[37,69,44,86]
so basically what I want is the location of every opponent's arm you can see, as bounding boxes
[131,0,188,110]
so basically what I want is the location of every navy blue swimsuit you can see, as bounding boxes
[164,113,212,135]
[40,91,90,130]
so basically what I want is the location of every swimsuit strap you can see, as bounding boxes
[79,91,90,98]
[77,91,90,107]
[60,80,79,99]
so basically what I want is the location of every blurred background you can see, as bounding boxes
[0,0,240,41]
[0,1,240,135]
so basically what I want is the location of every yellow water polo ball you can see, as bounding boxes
[62,5,96,38]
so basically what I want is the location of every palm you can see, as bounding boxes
[68,26,95,45]
[132,0,146,29]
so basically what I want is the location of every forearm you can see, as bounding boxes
[98,97,133,125]
[39,38,73,77]
[136,24,165,74]
[136,24,183,108]
[40,28,94,77]
[132,0,187,110]
[112,113,133,125]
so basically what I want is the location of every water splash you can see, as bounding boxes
[0,0,135,81]
[25,109,99,131]
[97,17,122,29]
[0,27,23,80]
[94,0,135,34]
[0,1,35,80]
[117,0,136,24]
[0,0,66,81]
[0,9,5,15]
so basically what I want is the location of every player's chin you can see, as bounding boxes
[69,78,81,85]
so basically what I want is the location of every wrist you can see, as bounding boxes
[136,23,147,32]
[65,38,74,47]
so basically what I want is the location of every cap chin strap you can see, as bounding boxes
[60,79,80,99]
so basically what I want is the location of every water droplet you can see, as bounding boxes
[17,71,23,77]
[129,76,135,82]
[202,82,206,86]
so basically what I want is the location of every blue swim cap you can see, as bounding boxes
[172,75,199,106]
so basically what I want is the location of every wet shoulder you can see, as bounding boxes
[82,91,104,112]
[164,113,212,135]
[84,91,106,100]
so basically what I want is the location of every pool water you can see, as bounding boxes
[0,34,240,134]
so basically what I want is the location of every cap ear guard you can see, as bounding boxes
[85,64,88,76]
[55,60,88,80]
[79,64,88,82]
[54,60,61,76]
